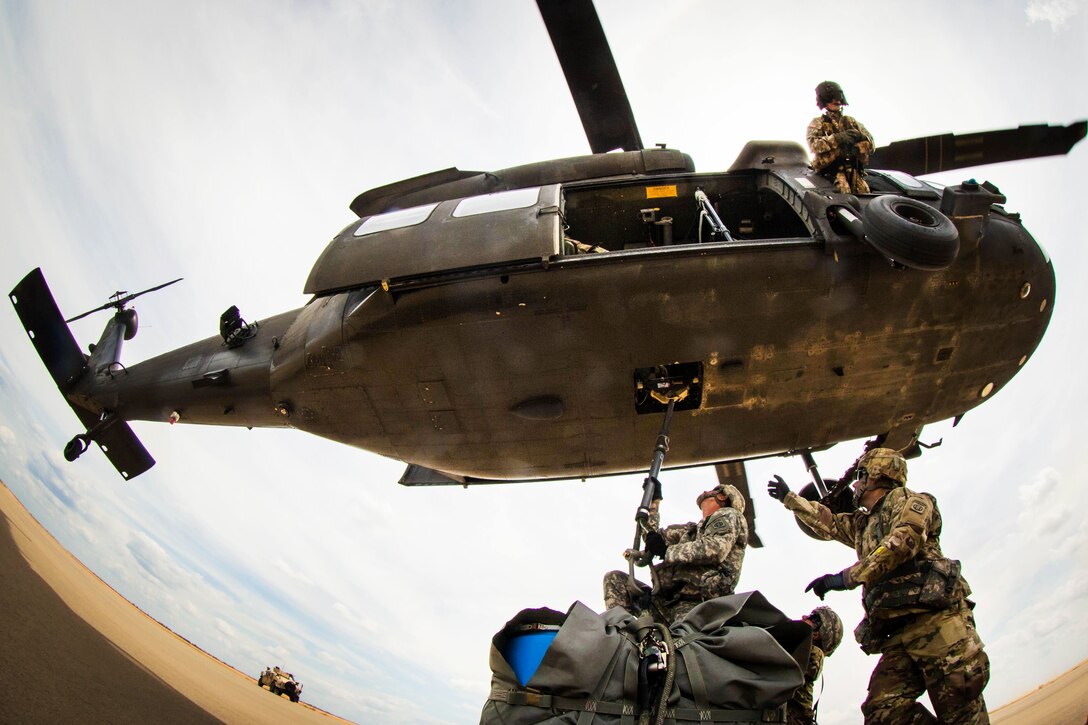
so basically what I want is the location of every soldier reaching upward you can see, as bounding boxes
[807,81,874,194]
[603,483,748,623]
[767,448,990,724]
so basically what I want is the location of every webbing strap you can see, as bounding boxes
[663,705,782,722]
[490,688,636,716]
[676,643,710,711]
[489,688,780,722]
[577,637,626,725]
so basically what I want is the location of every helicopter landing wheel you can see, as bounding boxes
[63,435,88,462]
[863,195,959,270]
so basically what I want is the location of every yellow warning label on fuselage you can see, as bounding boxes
[645,185,678,199]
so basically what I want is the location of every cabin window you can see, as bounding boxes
[452,187,540,218]
[354,203,438,237]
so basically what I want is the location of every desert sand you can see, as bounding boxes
[0,480,353,724]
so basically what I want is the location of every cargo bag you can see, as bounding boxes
[481,590,810,724]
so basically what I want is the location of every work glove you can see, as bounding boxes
[644,530,667,559]
[805,572,847,600]
[767,475,790,501]
[651,476,663,502]
[833,129,864,146]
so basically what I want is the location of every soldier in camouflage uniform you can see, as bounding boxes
[807,81,874,194]
[767,448,990,724]
[787,606,844,725]
[602,483,748,623]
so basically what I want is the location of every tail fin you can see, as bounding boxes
[10,269,155,480]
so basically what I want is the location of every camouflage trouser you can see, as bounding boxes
[862,601,990,724]
[601,570,698,624]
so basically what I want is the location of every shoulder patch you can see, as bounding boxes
[703,511,736,536]
[910,501,926,514]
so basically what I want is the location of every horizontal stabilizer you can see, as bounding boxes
[9,268,155,481]
[872,121,1087,176]
[71,407,156,481]
[10,268,87,391]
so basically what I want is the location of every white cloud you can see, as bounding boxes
[1025,0,1083,30]
[1017,467,1059,506]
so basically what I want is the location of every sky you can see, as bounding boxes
[1,0,1086,722]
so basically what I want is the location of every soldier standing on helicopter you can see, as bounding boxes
[603,483,748,623]
[766,448,990,724]
[807,81,874,194]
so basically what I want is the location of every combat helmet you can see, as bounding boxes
[856,447,908,486]
[815,80,848,109]
[696,483,744,513]
[809,606,843,655]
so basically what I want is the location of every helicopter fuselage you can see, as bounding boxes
[65,147,1054,481]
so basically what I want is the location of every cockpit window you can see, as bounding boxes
[354,203,438,237]
[452,187,540,218]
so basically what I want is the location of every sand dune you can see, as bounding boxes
[0,481,353,724]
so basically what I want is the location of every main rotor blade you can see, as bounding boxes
[871,120,1086,176]
[536,0,643,153]
[65,277,183,323]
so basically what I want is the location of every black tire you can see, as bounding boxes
[863,194,959,270]
[63,437,86,462]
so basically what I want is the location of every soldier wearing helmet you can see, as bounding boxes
[807,80,875,194]
[602,483,748,623]
[766,448,990,723]
[787,606,843,725]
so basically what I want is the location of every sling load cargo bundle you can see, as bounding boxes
[481,591,812,724]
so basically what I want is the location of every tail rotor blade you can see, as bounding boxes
[65,277,182,323]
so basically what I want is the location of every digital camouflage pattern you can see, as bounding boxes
[781,485,988,723]
[603,492,748,622]
[806,110,874,193]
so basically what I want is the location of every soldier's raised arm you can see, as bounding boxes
[767,475,856,547]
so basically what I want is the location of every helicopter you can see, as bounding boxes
[9,0,1085,544]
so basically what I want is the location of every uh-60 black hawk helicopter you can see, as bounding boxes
[10,0,1085,544]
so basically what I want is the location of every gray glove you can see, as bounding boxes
[833,129,864,146]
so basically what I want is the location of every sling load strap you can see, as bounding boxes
[676,640,710,712]
[489,688,782,722]
[576,636,627,725]
[490,688,635,716]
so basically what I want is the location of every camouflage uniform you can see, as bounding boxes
[806,110,874,194]
[787,606,843,725]
[783,484,990,724]
[787,644,825,725]
[603,488,748,623]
